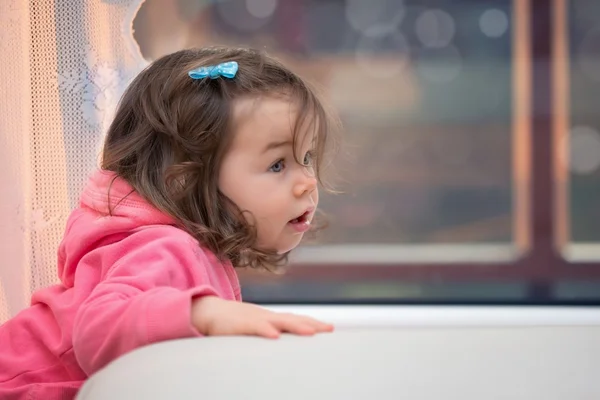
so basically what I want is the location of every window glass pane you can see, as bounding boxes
[128,0,561,304]
[568,0,600,243]
[134,0,515,248]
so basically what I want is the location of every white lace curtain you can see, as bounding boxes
[0,0,146,323]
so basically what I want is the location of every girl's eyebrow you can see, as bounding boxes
[262,140,292,154]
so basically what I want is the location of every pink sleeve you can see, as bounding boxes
[72,232,219,376]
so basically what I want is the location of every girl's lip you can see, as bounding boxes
[291,207,314,221]
[288,208,314,233]
[302,207,315,218]
[288,218,311,233]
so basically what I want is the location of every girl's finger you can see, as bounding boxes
[271,318,317,336]
[252,322,281,339]
[305,318,335,332]
[279,314,334,333]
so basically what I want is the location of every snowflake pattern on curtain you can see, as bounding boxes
[0,0,146,322]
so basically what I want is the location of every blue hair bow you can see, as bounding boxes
[188,61,238,80]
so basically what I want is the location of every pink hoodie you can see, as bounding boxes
[0,170,241,399]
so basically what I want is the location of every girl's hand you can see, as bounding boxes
[191,296,334,339]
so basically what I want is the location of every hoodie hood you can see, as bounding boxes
[79,170,174,225]
[57,170,176,286]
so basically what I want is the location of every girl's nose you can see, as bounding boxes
[293,171,317,198]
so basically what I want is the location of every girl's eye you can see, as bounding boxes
[269,159,285,173]
[303,151,314,166]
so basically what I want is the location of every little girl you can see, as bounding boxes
[0,46,340,399]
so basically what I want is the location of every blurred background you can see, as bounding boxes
[136,0,515,248]
[1,0,600,322]
[131,0,600,304]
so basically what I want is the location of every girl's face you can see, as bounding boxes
[218,96,319,254]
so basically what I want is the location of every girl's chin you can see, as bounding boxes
[275,243,301,255]
[254,237,303,256]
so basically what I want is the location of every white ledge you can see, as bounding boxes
[265,305,600,327]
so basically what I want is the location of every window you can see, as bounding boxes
[134,0,600,304]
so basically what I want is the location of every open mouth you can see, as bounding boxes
[288,210,312,233]
[289,211,309,225]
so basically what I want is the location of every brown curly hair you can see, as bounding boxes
[101,46,340,270]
